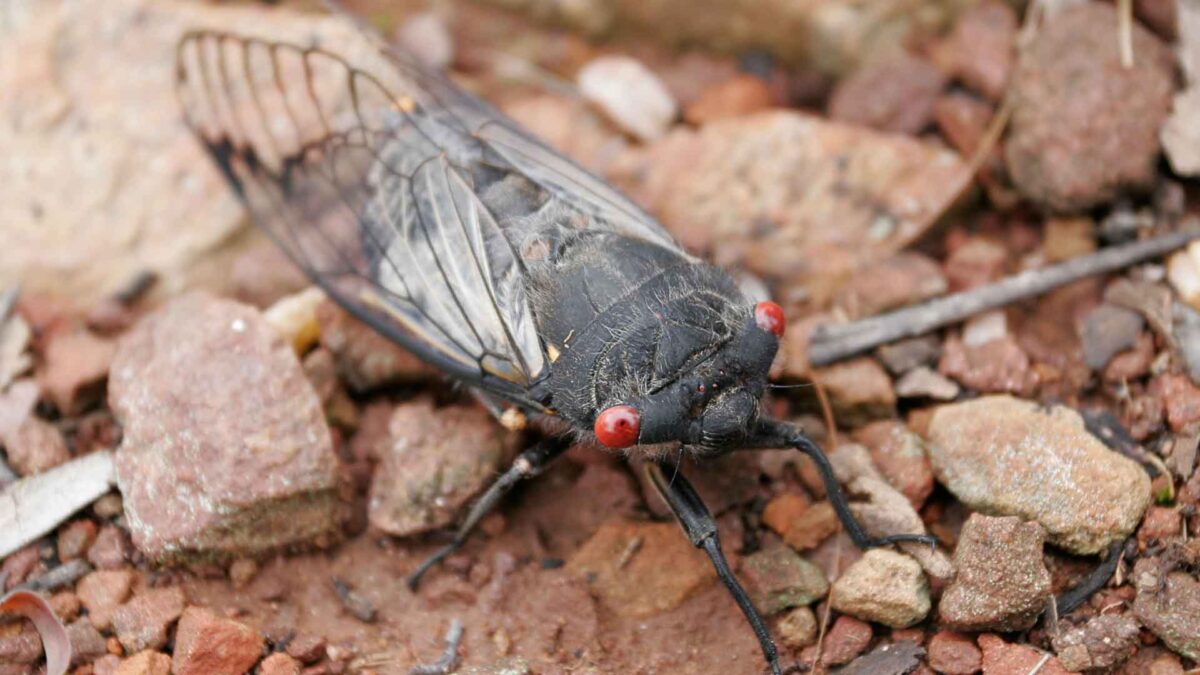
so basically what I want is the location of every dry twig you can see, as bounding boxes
[809,227,1200,365]
[409,619,464,675]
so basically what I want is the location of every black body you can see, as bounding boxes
[527,231,777,450]
[175,23,934,675]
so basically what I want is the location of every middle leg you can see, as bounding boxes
[407,435,570,589]
[645,460,782,675]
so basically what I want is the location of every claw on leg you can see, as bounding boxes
[749,419,941,553]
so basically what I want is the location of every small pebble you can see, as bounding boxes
[578,55,677,142]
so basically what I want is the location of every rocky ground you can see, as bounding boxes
[2,0,1200,673]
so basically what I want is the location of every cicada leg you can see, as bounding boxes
[645,461,783,675]
[406,436,570,589]
[749,419,937,550]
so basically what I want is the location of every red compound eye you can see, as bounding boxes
[594,405,640,448]
[755,301,785,337]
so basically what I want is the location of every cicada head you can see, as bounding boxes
[592,301,783,454]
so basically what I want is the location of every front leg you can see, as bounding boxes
[749,418,937,550]
[645,461,782,675]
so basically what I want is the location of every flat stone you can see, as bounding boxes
[1042,216,1097,263]
[1164,85,1200,176]
[0,379,38,443]
[812,357,896,427]
[0,318,32,394]
[457,658,532,675]
[1005,3,1175,212]
[938,334,1034,396]
[1133,557,1200,661]
[943,236,1009,291]
[938,515,1051,632]
[852,421,934,509]
[926,396,1151,554]
[1,417,70,476]
[259,652,301,675]
[740,545,829,615]
[926,631,981,675]
[830,549,930,628]
[821,615,873,666]
[1051,614,1140,672]
[66,620,107,666]
[894,367,960,402]
[315,300,432,393]
[172,607,264,675]
[978,634,1070,675]
[827,53,947,134]
[1080,304,1145,370]
[876,336,942,376]
[1149,373,1200,432]
[114,651,171,675]
[87,525,131,570]
[567,518,714,618]
[829,445,953,582]
[637,111,968,289]
[781,501,839,551]
[76,569,133,631]
[368,400,510,537]
[933,92,995,156]
[683,75,773,125]
[56,519,97,562]
[1138,506,1183,546]
[111,586,185,653]
[479,0,972,75]
[37,329,115,415]
[285,633,326,664]
[0,0,368,306]
[110,292,340,561]
[0,630,42,664]
[929,0,1018,101]
[832,253,948,321]
[776,606,818,650]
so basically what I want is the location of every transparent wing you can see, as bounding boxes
[177,31,533,392]
[176,28,685,402]
[175,27,691,398]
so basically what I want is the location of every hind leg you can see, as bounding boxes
[406,436,570,589]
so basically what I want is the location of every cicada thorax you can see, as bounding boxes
[524,230,768,445]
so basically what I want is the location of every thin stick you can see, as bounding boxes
[808,227,1200,366]
[812,535,841,674]
[0,285,18,323]
[1118,0,1135,68]
[409,619,464,675]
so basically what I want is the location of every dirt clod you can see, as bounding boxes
[938,514,1051,631]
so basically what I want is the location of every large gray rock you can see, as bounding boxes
[110,293,341,561]
[926,395,1150,554]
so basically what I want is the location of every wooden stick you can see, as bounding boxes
[808,227,1200,366]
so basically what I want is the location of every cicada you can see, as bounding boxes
[175,20,930,674]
